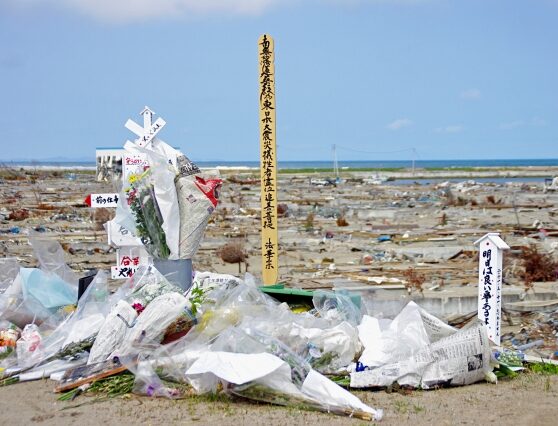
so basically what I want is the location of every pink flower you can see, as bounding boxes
[132,303,145,314]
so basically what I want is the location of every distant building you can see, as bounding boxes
[96,147,124,182]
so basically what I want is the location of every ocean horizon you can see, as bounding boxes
[2,158,558,170]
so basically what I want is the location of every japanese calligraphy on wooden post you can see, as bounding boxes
[474,233,509,345]
[258,34,278,285]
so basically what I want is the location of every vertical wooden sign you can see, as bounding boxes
[258,34,279,285]
[474,233,509,345]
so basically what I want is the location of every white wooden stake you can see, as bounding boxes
[474,232,510,345]
[141,106,154,129]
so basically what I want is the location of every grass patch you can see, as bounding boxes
[528,362,558,375]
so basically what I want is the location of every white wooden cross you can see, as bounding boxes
[125,106,166,148]
[474,232,509,345]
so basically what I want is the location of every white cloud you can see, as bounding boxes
[3,0,438,23]
[499,120,524,130]
[434,125,463,133]
[460,88,481,100]
[3,0,279,23]
[387,118,413,130]
[500,117,547,130]
[530,116,547,127]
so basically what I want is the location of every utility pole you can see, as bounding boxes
[332,144,339,181]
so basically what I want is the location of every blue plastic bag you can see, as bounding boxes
[20,268,77,310]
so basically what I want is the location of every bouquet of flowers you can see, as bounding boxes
[127,170,171,259]
[118,146,221,262]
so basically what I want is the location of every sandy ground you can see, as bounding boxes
[0,373,557,425]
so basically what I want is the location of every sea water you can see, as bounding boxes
[5,158,558,170]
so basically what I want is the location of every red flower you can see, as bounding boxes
[132,302,145,314]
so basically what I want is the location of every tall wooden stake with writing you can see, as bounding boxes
[258,34,279,285]
[474,232,509,345]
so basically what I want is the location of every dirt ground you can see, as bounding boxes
[0,373,556,425]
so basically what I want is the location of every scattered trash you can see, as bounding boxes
[8,209,30,221]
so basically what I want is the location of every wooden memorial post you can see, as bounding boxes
[474,232,509,345]
[258,34,279,285]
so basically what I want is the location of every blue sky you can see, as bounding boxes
[1,0,556,162]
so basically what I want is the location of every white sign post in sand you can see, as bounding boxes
[474,232,509,345]
[86,193,120,208]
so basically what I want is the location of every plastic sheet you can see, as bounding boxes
[61,271,110,347]
[19,268,77,310]
[0,258,19,294]
[22,271,112,370]
[0,272,63,330]
[16,324,42,366]
[312,290,362,326]
[28,233,78,286]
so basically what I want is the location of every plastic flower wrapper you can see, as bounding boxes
[174,155,222,259]
[119,140,181,260]
[125,266,184,310]
[88,267,179,364]
[0,321,20,361]
[187,272,241,300]
[127,169,171,259]
[185,327,382,421]
[88,300,137,364]
[244,317,361,374]
[492,349,524,379]
[192,280,278,339]
[494,349,524,369]
[192,278,361,374]
[122,353,188,399]
[111,292,189,359]
[312,290,362,326]
[16,324,42,366]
